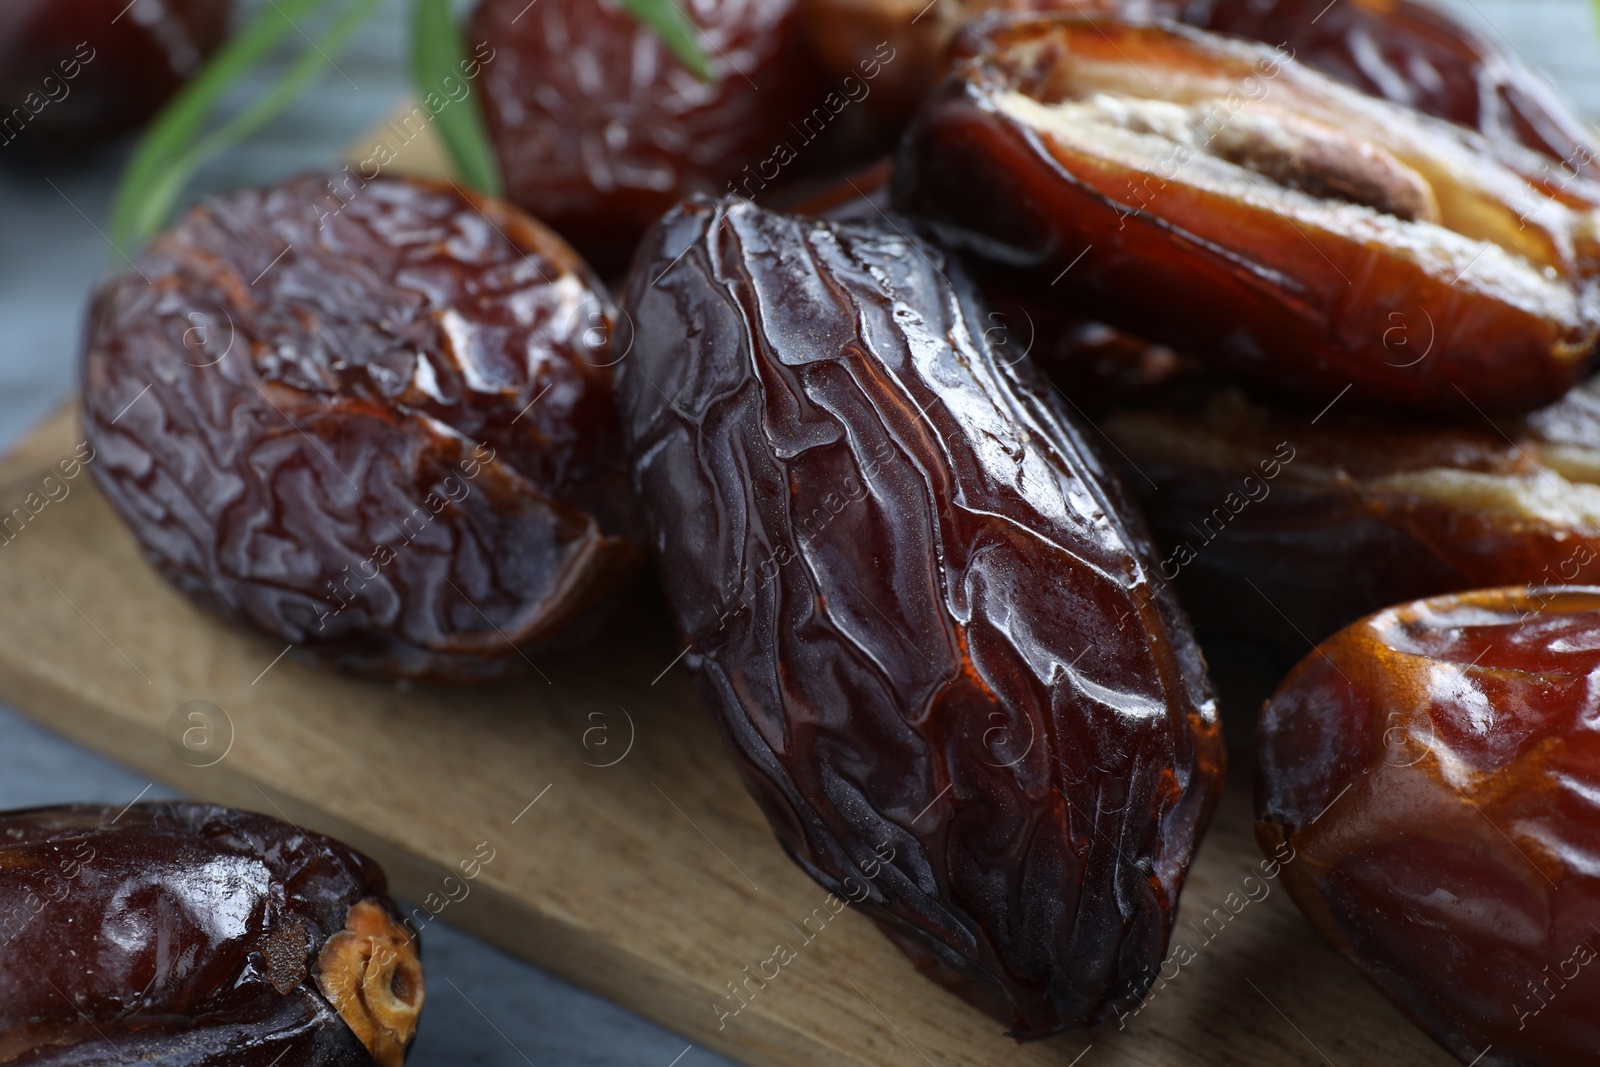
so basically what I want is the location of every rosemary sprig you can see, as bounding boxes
[411,0,503,195]
[111,0,716,250]
[111,0,384,248]
[618,0,717,83]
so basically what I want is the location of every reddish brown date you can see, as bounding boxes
[469,0,833,274]
[615,196,1224,1037]
[0,802,422,1066]
[801,0,1597,171]
[1258,587,1600,1066]
[0,0,230,151]
[1098,375,1600,651]
[894,15,1600,415]
[82,173,643,681]
[1178,0,1598,171]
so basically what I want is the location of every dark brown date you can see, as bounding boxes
[469,0,833,274]
[0,802,422,1065]
[0,0,230,152]
[1258,587,1600,1067]
[615,196,1224,1037]
[801,0,1597,171]
[81,173,643,681]
[1181,0,1598,172]
[1098,374,1600,653]
[894,15,1600,415]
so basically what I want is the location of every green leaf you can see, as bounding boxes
[411,0,503,195]
[110,0,384,249]
[617,0,717,83]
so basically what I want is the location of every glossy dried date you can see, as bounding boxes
[1258,587,1600,1067]
[1100,376,1600,650]
[894,15,1600,415]
[615,196,1224,1037]
[469,0,832,273]
[0,802,422,1065]
[800,0,1597,170]
[0,0,230,151]
[1179,0,1598,170]
[82,173,643,681]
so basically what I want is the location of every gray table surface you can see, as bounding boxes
[0,1,1596,1063]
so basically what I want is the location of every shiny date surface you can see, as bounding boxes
[0,802,422,1066]
[615,196,1224,1038]
[1258,588,1600,1067]
[470,0,833,274]
[894,15,1600,415]
[1099,375,1600,650]
[81,173,643,681]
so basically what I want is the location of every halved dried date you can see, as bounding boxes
[81,173,643,681]
[469,0,835,274]
[0,0,230,151]
[1180,0,1598,171]
[800,0,1597,171]
[1258,587,1600,1067]
[1099,375,1600,651]
[0,802,422,1065]
[615,196,1224,1037]
[894,15,1600,415]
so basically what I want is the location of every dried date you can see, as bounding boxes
[1099,375,1600,651]
[893,15,1600,415]
[0,802,422,1065]
[800,0,1597,170]
[1258,587,1600,1066]
[81,173,643,681]
[1182,0,1597,171]
[615,196,1224,1037]
[0,0,230,152]
[469,0,833,274]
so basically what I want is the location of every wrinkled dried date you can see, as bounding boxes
[894,15,1600,415]
[1258,588,1600,1067]
[615,196,1224,1037]
[0,0,230,151]
[801,0,1597,169]
[0,802,422,1065]
[470,0,834,274]
[82,173,643,681]
[1099,375,1600,651]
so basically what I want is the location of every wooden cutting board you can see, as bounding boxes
[0,405,1453,1067]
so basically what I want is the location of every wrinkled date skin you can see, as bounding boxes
[803,0,1597,169]
[1099,376,1600,652]
[82,174,643,681]
[0,802,423,1066]
[894,15,1600,415]
[1258,588,1600,1067]
[470,0,832,274]
[0,0,230,151]
[615,196,1224,1037]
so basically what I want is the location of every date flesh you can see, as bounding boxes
[893,15,1600,415]
[81,173,643,681]
[1098,375,1600,651]
[1258,588,1600,1066]
[0,0,230,151]
[615,196,1224,1037]
[799,0,1597,170]
[0,802,422,1066]
[470,0,832,274]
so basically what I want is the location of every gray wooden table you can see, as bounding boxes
[0,1,1594,1063]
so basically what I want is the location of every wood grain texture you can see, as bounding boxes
[0,408,1453,1067]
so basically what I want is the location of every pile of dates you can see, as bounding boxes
[67,0,1600,1062]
